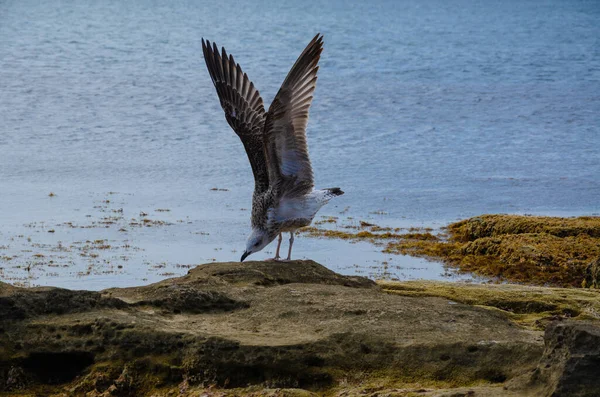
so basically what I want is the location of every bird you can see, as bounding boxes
[201,34,343,262]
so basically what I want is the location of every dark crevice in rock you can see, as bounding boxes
[22,351,95,385]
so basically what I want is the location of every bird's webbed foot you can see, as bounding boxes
[265,256,282,262]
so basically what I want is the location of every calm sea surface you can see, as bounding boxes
[1,0,599,289]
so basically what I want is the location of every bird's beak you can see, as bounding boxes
[240,251,250,262]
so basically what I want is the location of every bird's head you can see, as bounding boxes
[240,227,272,262]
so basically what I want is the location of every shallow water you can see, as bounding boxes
[1,0,599,289]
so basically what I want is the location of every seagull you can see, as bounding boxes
[201,34,344,262]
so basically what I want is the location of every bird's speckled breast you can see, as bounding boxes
[279,218,313,232]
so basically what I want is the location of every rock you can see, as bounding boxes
[527,321,600,397]
[0,288,128,320]
[0,260,591,396]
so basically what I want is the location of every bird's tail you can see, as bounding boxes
[325,187,344,197]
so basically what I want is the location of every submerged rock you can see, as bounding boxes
[0,260,598,396]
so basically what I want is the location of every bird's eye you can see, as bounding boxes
[254,242,260,247]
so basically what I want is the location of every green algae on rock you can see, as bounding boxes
[379,280,600,330]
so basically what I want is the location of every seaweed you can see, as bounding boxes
[303,215,600,288]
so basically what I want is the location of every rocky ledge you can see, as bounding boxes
[0,260,599,396]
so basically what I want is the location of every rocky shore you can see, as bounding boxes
[1,260,599,396]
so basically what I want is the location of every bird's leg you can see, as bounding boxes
[266,233,283,261]
[275,233,282,260]
[286,231,294,261]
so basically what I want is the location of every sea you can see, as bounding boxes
[1,0,599,289]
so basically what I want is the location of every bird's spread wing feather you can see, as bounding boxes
[264,34,323,197]
[202,39,269,193]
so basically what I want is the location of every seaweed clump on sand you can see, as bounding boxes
[385,215,600,288]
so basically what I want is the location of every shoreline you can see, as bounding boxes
[2,204,599,290]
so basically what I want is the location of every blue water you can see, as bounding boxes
[1,0,599,289]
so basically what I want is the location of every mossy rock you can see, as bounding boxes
[380,215,600,288]
[448,214,600,241]
[379,280,600,330]
[583,257,600,289]
[302,214,600,288]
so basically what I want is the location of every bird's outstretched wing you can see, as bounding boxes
[264,34,323,197]
[202,39,269,193]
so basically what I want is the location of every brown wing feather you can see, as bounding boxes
[264,34,323,197]
[202,39,269,193]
